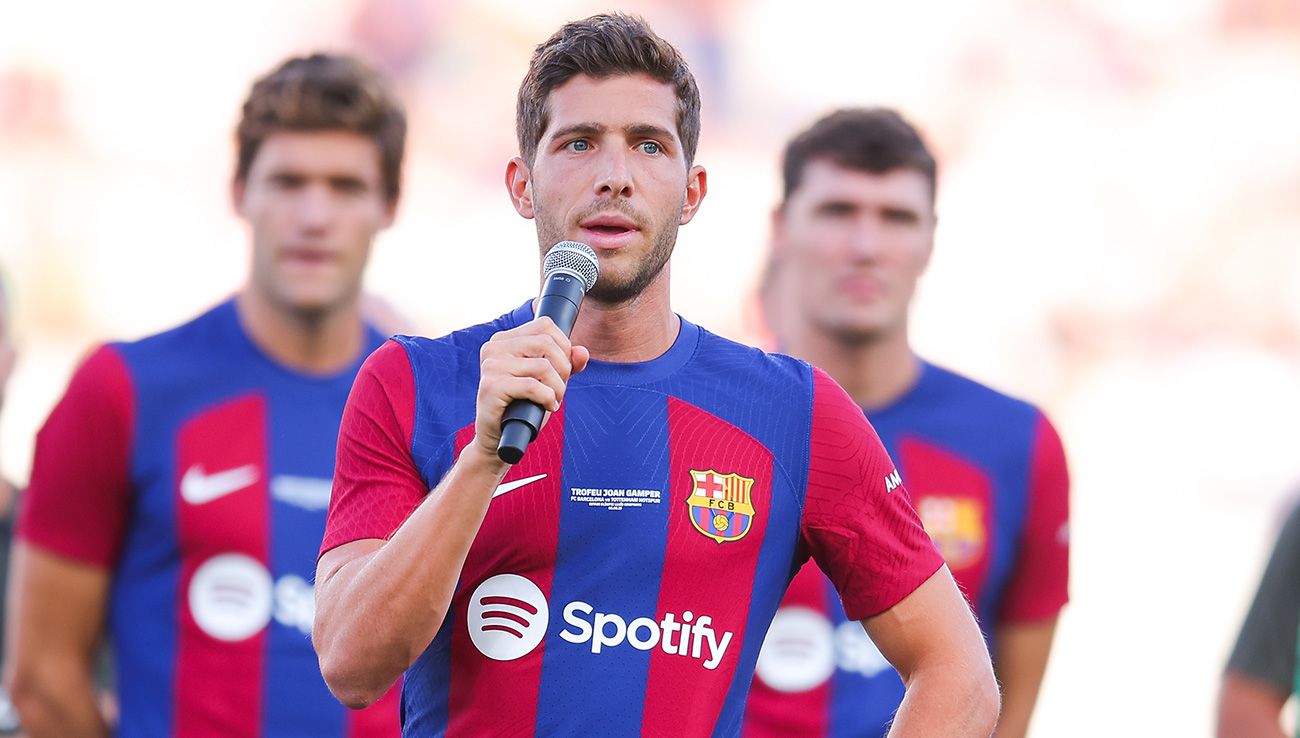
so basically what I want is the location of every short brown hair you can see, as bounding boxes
[236,53,406,200]
[782,108,936,204]
[516,13,701,166]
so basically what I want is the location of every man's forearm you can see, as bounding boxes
[1216,672,1288,738]
[993,619,1058,737]
[10,667,108,738]
[888,664,1000,738]
[314,443,508,707]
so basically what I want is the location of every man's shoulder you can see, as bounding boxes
[917,361,1045,423]
[692,326,812,388]
[390,306,524,379]
[112,300,238,367]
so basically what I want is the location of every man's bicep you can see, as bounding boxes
[8,543,111,665]
[860,566,986,683]
[316,538,385,590]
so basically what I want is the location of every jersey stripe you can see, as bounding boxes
[640,398,774,736]
[535,388,673,735]
[741,562,832,738]
[446,414,566,736]
[174,393,270,737]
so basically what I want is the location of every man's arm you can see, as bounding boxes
[993,619,1057,738]
[6,345,132,737]
[1217,671,1288,738]
[994,414,1070,737]
[313,319,587,708]
[314,443,511,707]
[864,566,999,737]
[5,544,110,738]
[1217,500,1300,738]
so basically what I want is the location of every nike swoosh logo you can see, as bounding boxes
[492,473,548,499]
[181,464,260,505]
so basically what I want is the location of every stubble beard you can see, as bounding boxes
[535,199,681,306]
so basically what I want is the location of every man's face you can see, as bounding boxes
[507,73,706,304]
[772,159,935,344]
[235,130,395,320]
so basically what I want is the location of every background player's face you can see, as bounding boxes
[509,73,706,304]
[772,160,935,344]
[235,130,395,320]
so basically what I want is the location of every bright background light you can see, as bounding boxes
[4,1,1300,733]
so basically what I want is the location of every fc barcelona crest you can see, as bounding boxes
[917,496,986,570]
[686,469,756,544]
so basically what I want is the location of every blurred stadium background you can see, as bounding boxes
[4,0,1300,733]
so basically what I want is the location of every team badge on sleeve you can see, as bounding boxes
[687,469,756,543]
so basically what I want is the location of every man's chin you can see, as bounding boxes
[274,289,355,322]
[822,314,896,345]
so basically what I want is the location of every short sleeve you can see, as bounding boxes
[319,340,428,556]
[1225,500,1300,693]
[18,345,134,568]
[801,368,944,621]
[999,413,1071,622]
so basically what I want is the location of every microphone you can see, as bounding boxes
[496,241,601,464]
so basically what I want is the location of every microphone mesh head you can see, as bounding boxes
[543,241,600,291]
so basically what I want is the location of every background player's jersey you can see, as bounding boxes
[18,299,399,738]
[321,302,945,738]
[743,361,1070,738]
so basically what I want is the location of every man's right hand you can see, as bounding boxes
[473,316,589,463]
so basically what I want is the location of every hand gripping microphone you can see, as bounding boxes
[496,241,601,464]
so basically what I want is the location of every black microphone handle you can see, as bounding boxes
[497,273,587,464]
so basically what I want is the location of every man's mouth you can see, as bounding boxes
[580,213,640,235]
[585,224,633,235]
[283,248,335,265]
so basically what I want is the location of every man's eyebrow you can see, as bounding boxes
[625,124,675,141]
[548,122,605,140]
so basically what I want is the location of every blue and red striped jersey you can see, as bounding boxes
[321,302,945,738]
[19,299,400,738]
[743,361,1070,738]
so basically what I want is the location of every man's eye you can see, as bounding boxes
[568,140,590,152]
[640,141,661,155]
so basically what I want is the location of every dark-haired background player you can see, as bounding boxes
[743,108,1069,738]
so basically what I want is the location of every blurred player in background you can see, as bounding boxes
[1218,499,1300,738]
[312,14,998,737]
[0,271,23,735]
[5,53,405,738]
[743,108,1069,738]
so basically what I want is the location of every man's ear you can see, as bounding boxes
[380,189,400,229]
[231,177,247,216]
[505,157,535,219]
[678,165,708,225]
[768,202,790,256]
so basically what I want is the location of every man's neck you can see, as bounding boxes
[235,289,365,375]
[565,268,678,363]
[785,322,920,411]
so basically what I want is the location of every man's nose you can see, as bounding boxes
[295,183,334,231]
[593,148,633,198]
[845,218,884,259]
